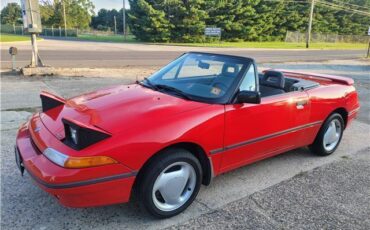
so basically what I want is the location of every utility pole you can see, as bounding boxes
[27,0,43,67]
[367,26,370,58]
[114,16,117,34]
[63,0,67,37]
[123,0,126,40]
[306,0,315,48]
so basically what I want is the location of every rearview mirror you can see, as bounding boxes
[198,60,210,69]
[236,91,261,104]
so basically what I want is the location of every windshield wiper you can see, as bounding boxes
[138,77,159,90]
[155,84,192,100]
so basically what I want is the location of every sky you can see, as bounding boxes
[1,0,128,13]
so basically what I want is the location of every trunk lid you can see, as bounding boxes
[276,69,354,85]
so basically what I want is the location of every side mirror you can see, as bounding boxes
[237,91,261,104]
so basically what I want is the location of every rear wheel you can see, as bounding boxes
[137,148,202,218]
[309,113,344,156]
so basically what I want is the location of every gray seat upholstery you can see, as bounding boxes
[259,70,286,97]
[212,63,240,90]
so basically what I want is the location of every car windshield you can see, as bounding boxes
[143,53,251,103]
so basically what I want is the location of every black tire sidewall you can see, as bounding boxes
[311,113,344,156]
[139,148,202,218]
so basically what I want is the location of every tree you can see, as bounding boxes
[39,0,94,29]
[164,0,208,42]
[314,0,370,35]
[91,8,126,32]
[277,2,307,34]
[0,3,22,25]
[207,0,257,41]
[127,0,370,42]
[39,0,55,26]
[128,0,171,42]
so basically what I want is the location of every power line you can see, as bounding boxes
[318,2,370,16]
[259,0,370,16]
[317,0,370,16]
[261,0,309,3]
[330,0,370,10]
[261,0,370,11]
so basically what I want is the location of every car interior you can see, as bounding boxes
[258,70,320,97]
[157,59,320,100]
[211,63,240,91]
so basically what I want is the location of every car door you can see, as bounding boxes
[219,65,311,173]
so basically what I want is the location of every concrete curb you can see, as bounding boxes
[0,38,44,44]
[21,66,160,79]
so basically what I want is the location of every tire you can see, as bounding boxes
[137,148,202,218]
[309,113,344,156]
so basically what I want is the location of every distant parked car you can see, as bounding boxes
[15,52,359,218]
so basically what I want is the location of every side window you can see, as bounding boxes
[239,64,256,91]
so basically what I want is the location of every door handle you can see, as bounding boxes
[296,100,307,109]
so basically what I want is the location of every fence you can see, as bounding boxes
[1,24,78,37]
[285,31,368,43]
[78,29,116,36]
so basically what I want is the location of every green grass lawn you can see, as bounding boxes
[3,32,364,50]
[72,34,366,50]
[159,41,368,50]
[0,33,41,42]
[76,34,137,43]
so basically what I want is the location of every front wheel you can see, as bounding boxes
[137,148,202,218]
[309,113,344,156]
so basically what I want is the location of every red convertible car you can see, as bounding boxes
[15,52,359,218]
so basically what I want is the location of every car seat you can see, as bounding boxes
[259,70,286,97]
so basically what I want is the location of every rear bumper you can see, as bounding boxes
[16,118,136,208]
[347,107,360,127]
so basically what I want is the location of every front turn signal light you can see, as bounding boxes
[43,148,117,168]
[64,156,118,168]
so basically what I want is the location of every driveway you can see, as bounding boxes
[1,60,369,229]
[169,148,370,230]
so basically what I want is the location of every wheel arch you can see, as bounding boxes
[330,107,348,128]
[133,142,213,194]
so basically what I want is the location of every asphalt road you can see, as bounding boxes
[1,66,370,229]
[0,39,368,69]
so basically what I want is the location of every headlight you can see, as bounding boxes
[62,118,111,150]
[69,126,78,145]
[43,148,118,168]
[43,148,68,167]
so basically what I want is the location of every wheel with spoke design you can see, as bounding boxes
[137,148,202,218]
[309,113,344,156]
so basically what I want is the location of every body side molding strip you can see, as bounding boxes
[210,121,323,155]
[25,168,137,189]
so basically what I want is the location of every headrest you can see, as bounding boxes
[262,70,285,89]
[222,63,240,78]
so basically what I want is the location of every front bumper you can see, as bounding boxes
[15,115,136,208]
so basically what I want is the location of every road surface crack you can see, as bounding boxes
[250,196,284,229]
[194,199,214,211]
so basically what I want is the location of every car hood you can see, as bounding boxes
[40,84,208,138]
